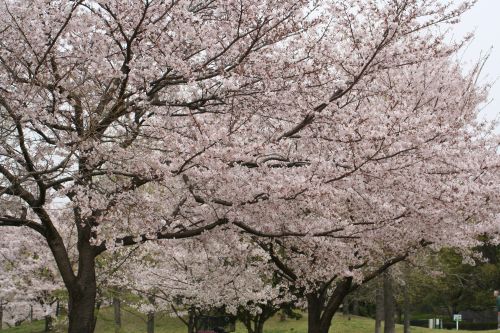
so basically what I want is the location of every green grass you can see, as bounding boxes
[3,309,499,333]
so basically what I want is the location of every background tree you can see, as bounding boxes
[119,229,292,333]
[406,245,500,319]
[383,270,395,333]
[0,227,62,329]
[375,282,384,333]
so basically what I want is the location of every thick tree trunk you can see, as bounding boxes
[0,300,3,330]
[383,271,395,333]
[375,281,384,333]
[147,311,155,333]
[307,294,323,333]
[66,244,97,333]
[67,283,97,333]
[113,297,121,331]
[43,216,98,333]
[307,278,352,333]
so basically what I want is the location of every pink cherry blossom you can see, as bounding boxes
[0,1,498,332]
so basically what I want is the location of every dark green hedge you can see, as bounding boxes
[410,319,498,330]
[441,321,498,330]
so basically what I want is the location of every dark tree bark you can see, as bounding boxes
[187,309,197,333]
[67,282,96,333]
[383,271,395,333]
[306,278,353,333]
[44,316,53,332]
[171,305,198,333]
[241,317,265,333]
[262,232,409,333]
[113,297,121,331]
[307,293,323,333]
[147,296,155,333]
[238,304,277,333]
[0,56,236,333]
[65,235,97,333]
[375,280,384,333]
[147,311,155,333]
[55,300,60,317]
[0,299,3,330]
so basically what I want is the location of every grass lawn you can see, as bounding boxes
[3,308,499,333]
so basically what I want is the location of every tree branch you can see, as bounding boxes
[0,215,46,235]
[94,218,229,255]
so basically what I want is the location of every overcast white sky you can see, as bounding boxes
[453,0,500,124]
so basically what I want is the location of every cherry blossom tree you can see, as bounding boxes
[119,229,293,333]
[0,227,63,328]
[0,0,499,332]
[251,56,500,333]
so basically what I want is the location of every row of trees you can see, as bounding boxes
[1,0,499,332]
[2,227,500,332]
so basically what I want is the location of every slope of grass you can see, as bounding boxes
[3,308,499,333]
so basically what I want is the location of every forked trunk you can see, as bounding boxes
[33,191,100,333]
[307,295,324,333]
[239,305,276,333]
[241,315,266,333]
[307,278,353,333]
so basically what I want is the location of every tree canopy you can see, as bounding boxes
[0,1,499,332]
